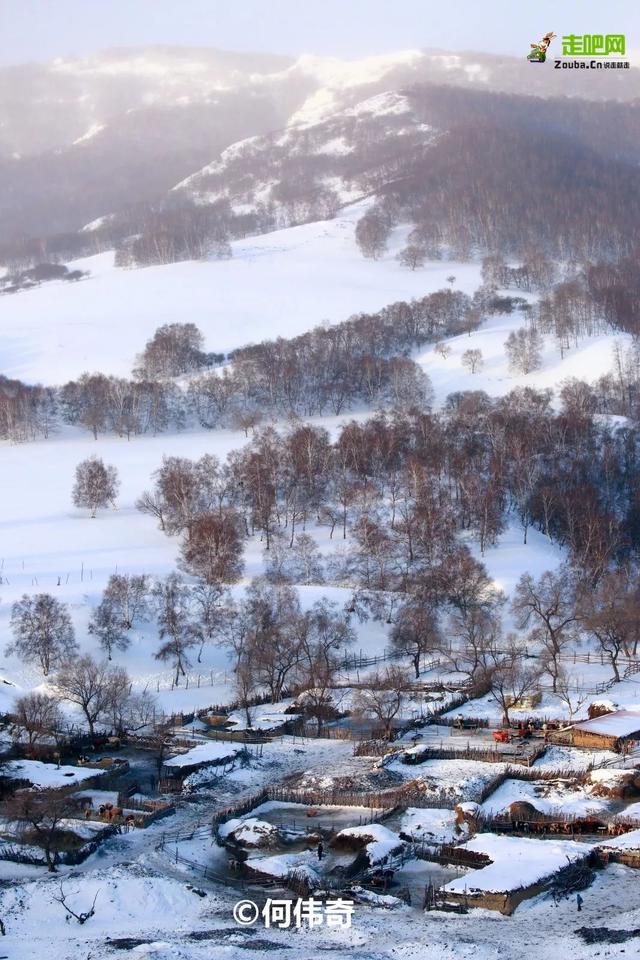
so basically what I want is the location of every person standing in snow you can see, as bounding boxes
[317,840,324,861]
[576,893,583,912]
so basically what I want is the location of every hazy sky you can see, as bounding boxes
[1,0,639,65]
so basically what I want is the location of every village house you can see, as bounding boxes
[563,711,640,753]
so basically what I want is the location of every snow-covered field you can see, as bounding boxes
[418,315,630,407]
[0,203,481,384]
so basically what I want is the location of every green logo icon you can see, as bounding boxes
[527,31,556,62]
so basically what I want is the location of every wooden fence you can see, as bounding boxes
[399,742,547,768]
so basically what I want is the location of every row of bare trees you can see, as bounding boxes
[138,392,640,592]
[6,285,474,442]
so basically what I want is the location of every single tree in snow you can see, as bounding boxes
[135,489,166,531]
[397,244,427,271]
[88,600,128,660]
[7,594,78,676]
[103,573,150,630]
[134,322,205,380]
[434,341,452,359]
[355,211,389,260]
[505,326,543,375]
[88,573,150,660]
[179,510,244,584]
[152,574,198,685]
[55,656,129,737]
[191,581,227,662]
[461,348,484,374]
[72,456,119,517]
[390,600,442,679]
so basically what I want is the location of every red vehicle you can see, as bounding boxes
[492,730,510,743]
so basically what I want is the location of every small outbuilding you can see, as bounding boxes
[567,710,640,753]
[440,834,592,914]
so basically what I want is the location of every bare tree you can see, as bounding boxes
[355,211,389,260]
[152,574,197,685]
[109,686,157,736]
[52,883,100,924]
[3,790,82,872]
[89,573,150,660]
[72,456,119,517]
[353,666,409,740]
[134,322,205,379]
[180,510,244,584]
[505,326,543,375]
[135,489,166,531]
[445,606,501,694]
[434,341,452,359]
[234,653,257,729]
[461,348,483,374]
[88,601,128,661]
[512,567,577,692]
[7,594,78,676]
[487,637,542,725]
[555,668,589,721]
[13,692,63,750]
[577,570,640,682]
[397,245,426,270]
[191,581,227,662]
[390,600,442,679]
[55,656,128,737]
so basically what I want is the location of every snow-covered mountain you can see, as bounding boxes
[1,45,638,248]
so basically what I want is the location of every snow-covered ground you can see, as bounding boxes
[418,313,631,407]
[0,204,481,384]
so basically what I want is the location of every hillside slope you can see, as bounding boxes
[0,203,481,383]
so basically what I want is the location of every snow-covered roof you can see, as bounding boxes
[599,827,640,850]
[2,760,103,789]
[443,834,590,895]
[218,817,278,844]
[572,711,640,739]
[335,824,404,865]
[163,741,241,769]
